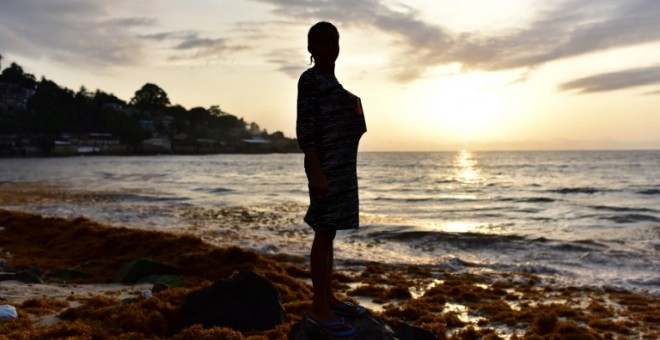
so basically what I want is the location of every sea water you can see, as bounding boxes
[0,151,658,294]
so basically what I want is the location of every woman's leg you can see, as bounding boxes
[309,229,339,321]
[326,243,343,307]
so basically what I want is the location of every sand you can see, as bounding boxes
[0,208,658,339]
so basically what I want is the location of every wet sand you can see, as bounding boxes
[0,209,658,339]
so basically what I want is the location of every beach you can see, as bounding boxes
[0,208,658,339]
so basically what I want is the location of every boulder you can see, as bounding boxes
[181,270,283,331]
[152,282,170,294]
[50,268,92,281]
[0,270,42,284]
[288,313,395,340]
[113,258,180,284]
[392,322,438,340]
[288,314,437,340]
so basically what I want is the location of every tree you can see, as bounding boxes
[0,62,37,88]
[209,105,225,116]
[129,83,170,109]
[93,90,126,106]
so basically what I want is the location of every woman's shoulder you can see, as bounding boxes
[298,68,317,81]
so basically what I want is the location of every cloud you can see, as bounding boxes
[266,48,309,78]
[249,0,660,83]
[643,89,660,96]
[0,0,153,67]
[140,31,248,60]
[0,0,245,68]
[559,65,660,93]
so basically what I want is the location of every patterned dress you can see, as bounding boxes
[296,68,367,231]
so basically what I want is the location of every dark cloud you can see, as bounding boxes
[0,1,245,68]
[559,65,660,93]
[249,0,660,85]
[0,0,153,67]
[140,31,248,60]
[266,48,308,78]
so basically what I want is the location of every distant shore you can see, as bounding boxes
[0,209,658,338]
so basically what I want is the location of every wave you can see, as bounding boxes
[588,205,658,213]
[483,263,572,276]
[637,189,660,195]
[114,194,188,203]
[192,187,234,194]
[507,197,556,203]
[372,197,440,203]
[602,214,660,224]
[207,187,233,194]
[365,229,527,249]
[549,187,602,194]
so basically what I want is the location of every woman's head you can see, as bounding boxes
[307,21,339,66]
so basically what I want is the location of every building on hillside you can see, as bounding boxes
[142,138,172,153]
[0,82,35,113]
[53,132,124,155]
[102,102,137,116]
[241,136,272,152]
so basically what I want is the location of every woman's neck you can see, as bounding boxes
[314,63,335,77]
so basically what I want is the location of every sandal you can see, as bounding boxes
[306,314,356,337]
[331,301,367,317]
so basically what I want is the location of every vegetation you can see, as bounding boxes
[0,55,298,155]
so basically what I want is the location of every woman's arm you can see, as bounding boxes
[302,146,328,197]
[297,71,328,196]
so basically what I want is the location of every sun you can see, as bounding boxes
[435,84,504,140]
[405,71,508,141]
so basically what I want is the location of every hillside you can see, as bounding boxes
[0,57,298,156]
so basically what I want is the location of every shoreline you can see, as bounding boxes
[0,209,658,339]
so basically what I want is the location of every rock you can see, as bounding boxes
[152,282,169,294]
[288,313,398,340]
[0,270,42,284]
[288,314,438,340]
[28,264,42,278]
[180,270,283,331]
[50,268,92,281]
[113,258,180,284]
[392,322,438,340]
[50,260,100,281]
[137,274,182,287]
[0,305,17,319]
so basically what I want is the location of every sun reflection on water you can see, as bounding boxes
[454,150,483,184]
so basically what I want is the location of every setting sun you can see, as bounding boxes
[436,86,504,139]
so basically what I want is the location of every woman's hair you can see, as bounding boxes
[307,21,339,64]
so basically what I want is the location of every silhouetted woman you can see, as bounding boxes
[296,21,367,337]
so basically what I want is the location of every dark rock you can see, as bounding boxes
[289,313,397,340]
[181,270,283,331]
[113,258,180,284]
[392,322,438,340]
[50,260,100,281]
[137,274,182,287]
[288,313,438,340]
[152,282,169,294]
[0,271,43,284]
[28,264,42,278]
[50,269,93,281]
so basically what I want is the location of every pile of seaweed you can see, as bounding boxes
[0,209,658,339]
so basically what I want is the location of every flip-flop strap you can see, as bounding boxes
[337,302,365,313]
[307,315,347,327]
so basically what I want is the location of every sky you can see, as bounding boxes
[1,0,659,151]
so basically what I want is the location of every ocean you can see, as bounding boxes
[1,151,658,294]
